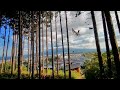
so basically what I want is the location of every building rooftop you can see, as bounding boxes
[61,63,80,70]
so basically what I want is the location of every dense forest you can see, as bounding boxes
[0,11,120,79]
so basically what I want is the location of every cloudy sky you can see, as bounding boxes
[0,11,120,57]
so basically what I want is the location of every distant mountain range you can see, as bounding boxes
[46,48,106,55]
[0,48,106,60]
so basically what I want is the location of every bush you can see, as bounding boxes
[82,52,117,79]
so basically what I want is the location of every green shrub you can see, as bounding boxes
[82,52,117,79]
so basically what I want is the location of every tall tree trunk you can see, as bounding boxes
[22,35,25,67]
[29,11,32,77]
[42,14,44,74]
[4,26,11,72]
[104,11,120,79]
[10,37,13,72]
[65,11,71,79]
[50,11,54,78]
[1,26,7,73]
[27,30,30,73]
[30,40,32,77]
[39,11,41,79]
[115,11,120,33]
[91,11,104,79]
[16,31,19,71]
[59,11,66,78]
[31,11,35,79]
[16,31,18,72]
[55,12,59,75]
[18,11,22,79]
[11,31,15,75]
[101,11,112,78]
[14,32,17,72]
[46,13,48,75]
[36,17,39,75]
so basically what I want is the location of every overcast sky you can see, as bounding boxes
[0,11,120,56]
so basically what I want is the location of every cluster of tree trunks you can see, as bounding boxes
[0,11,120,79]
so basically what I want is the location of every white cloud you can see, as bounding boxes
[1,11,120,56]
[11,11,120,54]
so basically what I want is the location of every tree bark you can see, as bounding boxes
[55,12,59,75]
[91,11,104,79]
[104,11,120,79]
[14,32,17,72]
[50,11,54,78]
[11,32,15,75]
[46,13,48,75]
[115,11,120,33]
[27,30,30,72]
[65,11,71,79]
[39,11,41,79]
[59,11,66,78]
[18,11,22,79]
[22,35,25,67]
[31,11,35,79]
[36,16,39,75]
[101,11,112,78]
[42,14,44,74]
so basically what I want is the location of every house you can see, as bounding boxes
[61,63,81,73]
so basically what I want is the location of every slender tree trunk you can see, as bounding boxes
[10,37,13,72]
[101,11,112,78]
[27,30,30,73]
[42,22,44,74]
[42,14,44,74]
[39,11,41,79]
[18,11,22,79]
[10,38,13,72]
[50,11,54,78]
[55,12,59,75]
[1,26,7,73]
[36,17,39,75]
[22,35,25,67]
[30,40,32,77]
[15,32,18,72]
[31,11,35,79]
[4,26,11,72]
[115,11,120,33]
[65,11,71,79]
[104,11,120,79]
[91,11,104,79]
[11,31,15,75]
[29,11,32,77]
[15,31,19,70]
[46,14,48,75]
[14,32,17,72]
[59,11,66,79]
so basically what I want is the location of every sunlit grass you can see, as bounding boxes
[37,69,84,79]
[0,63,84,79]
